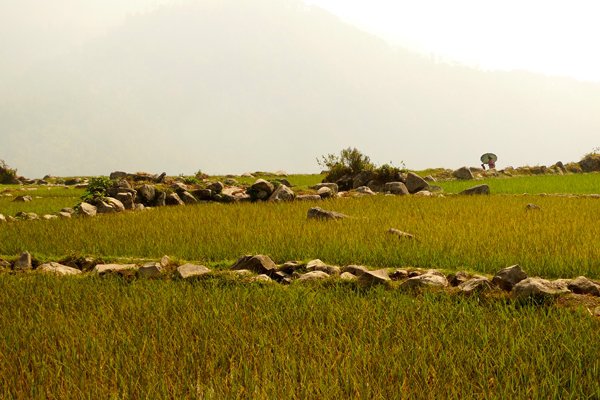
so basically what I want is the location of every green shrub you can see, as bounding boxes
[81,177,112,203]
[318,147,375,182]
[0,160,18,184]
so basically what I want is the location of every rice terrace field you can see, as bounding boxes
[1,164,600,399]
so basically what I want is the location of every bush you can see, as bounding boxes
[318,147,375,182]
[81,177,112,203]
[0,160,18,184]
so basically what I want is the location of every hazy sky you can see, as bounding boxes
[306,0,600,82]
[1,0,599,177]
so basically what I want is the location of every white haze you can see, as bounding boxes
[1,0,599,178]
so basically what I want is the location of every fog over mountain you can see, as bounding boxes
[2,0,600,177]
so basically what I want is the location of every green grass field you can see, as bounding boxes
[1,173,600,399]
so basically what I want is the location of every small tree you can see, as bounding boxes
[317,147,375,182]
[81,177,112,203]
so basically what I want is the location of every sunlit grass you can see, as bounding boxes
[0,275,598,399]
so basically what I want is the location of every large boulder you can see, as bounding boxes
[567,276,600,296]
[153,191,166,207]
[459,184,490,195]
[176,264,211,279]
[208,182,224,194]
[405,172,429,194]
[115,192,135,210]
[307,207,348,220]
[453,167,474,180]
[355,186,376,195]
[317,187,333,198]
[109,171,128,180]
[37,262,82,276]
[458,277,493,294]
[179,191,198,204]
[384,182,409,195]
[579,154,600,172]
[249,179,275,200]
[138,184,156,204]
[105,197,125,212]
[165,193,185,206]
[231,255,277,275]
[191,188,213,201]
[492,265,527,291]
[512,278,570,299]
[138,263,164,278]
[352,170,375,189]
[268,185,295,202]
[77,202,97,217]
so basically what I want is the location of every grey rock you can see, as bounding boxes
[307,207,348,220]
[311,183,338,194]
[171,182,189,193]
[389,269,409,280]
[160,255,171,268]
[297,194,322,201]
[459,184,490,195]
[15,252,32,270]
[96,200,117,214]
[176,264,211,279]
[568,276,600,296]
[138,263,164,278]
[447,271,471,287]
[317,187,333,198]
[231,255,277,275]
[384,182,409,195]
[355,186,376,195]
[525,203,541,211]
[16,212,39,221]
[388,228,415,240]
[191,188,213,200]
[180,191,198,204]
[38,262,81,276]
[401,271,448,289]
[250,274,273,283]
[251,179,275,199]
[297,270,330,281]
[341,265,369,276]
[492,265,527,291]
[405,172,429,194]
[453,167,474,180]
[58,211,72,219]
[458,277,493,294]
[105,197,125,212]
[278,261,303,274]
[352,170,375,189]
[165,192,185,206]
[77,202,97,217]
[306,259,341,275]
[115,192,135,210]
[413,190,433,197]
[93,264,138,275]
[424,175,437,182]
[13,195,33,202]
[109,171,128,180]
[153,191,166,207]
[340,272,358,281]
[268,185,295,202]
[208,182,224,194]
[61,207,74,214]
[358,269,391,286]
[138,184,156,204]
[0,214,6,223]
[42,214,58,220]
[512,277,570,299]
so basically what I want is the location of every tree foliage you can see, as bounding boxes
[0,160,18,184]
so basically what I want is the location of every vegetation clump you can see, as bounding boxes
[81,177,113,203]
[0,160,19,184]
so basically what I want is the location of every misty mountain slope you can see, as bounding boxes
[2,0,600,177]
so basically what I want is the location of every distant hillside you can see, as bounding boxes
[2,0,600,177]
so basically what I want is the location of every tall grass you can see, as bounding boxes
[2,195,600,278]
[0,275,598,399]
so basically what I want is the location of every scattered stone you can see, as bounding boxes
[77,202,97,217]
[297,194,322,201]
[278,261,302,274]
[208,182,224,194]
[453,167,474,180]
[179,191,198,204]
[42,214,58,220]
[312,183,339,195]
[115,192,135,210]
[192,188,213,201]
[165,192,185,206]
[268,185,295,202]
[224,178,238,186]
[389,269,408,280]
[96,200,118,214]
[424,175,437,182]
[306,259,341,275]
[340,272,357,281]
[250,179,275,200]
[459,184,490,195]
[297,270,330,281]
[16,212,39,220]
[250,274,273,283]
[153,191,166,207]
[109,171,128,180]
[413,190,433,197]
[384,182,409,195]
[176,264,211,279]
[14,252,32,270]
[37,262,82,276]
[358,269,391,286]
[307,207,348,220]
[171,182,189,193]
[160,255,171,268]
[13,195,33,202]
[401,271,448,289]
[525,203,541,210]
[61,207,74,214]
[355,186,376,195]
[512,277,570,299]
[134,204,146,212]
[231,255,277,275]
[93,264,138,275]
[0,214,6,223]
[341,265,369,276]
[458,277,493,294]
[405,172,429,194]
[492,265,527,291]
[317,187,333,198]
[447,271,471,286]
[388,228,415,240]
[105,197,126,212]
[138,263,164,278]
[568,276,600,296]
[231,269,253,277]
